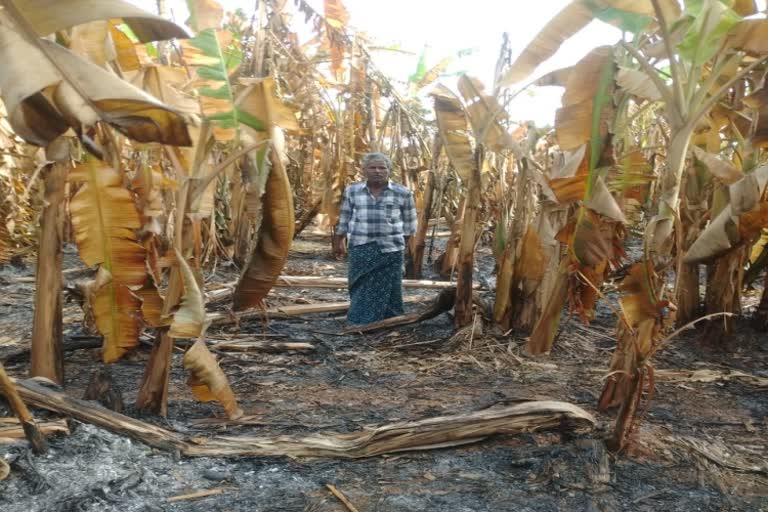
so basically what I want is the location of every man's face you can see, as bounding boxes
[363,160,390,186]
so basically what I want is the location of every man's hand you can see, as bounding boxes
[332,235,347,261]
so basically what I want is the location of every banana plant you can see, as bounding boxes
[523,45,627,355]
[499,0,768,449]
[0,0,193,384]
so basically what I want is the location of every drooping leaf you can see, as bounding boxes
[499,1,596,87]
[236,77,299,132]
[571,208,615,267]
[83,267,142,363]
[499,0,680,87]
[692,146,743,185]
[233,145,295,310]
[323,0,350,77]
[140,65,200,116]
[684,165,768,263]
[0,11,192,147]
[110,23,143,72]
[12,0,191,42]
[429,84,475,182]
[411,56,455,92]
[555,46,616,153]
[183,338,243,419]
[135,280,168,328]
[515,226,550,286]
[533,66,574,87]
[69,159,146,362]
[457,75,517,153]
[527,261,569,355]
[169,249,210,338]
[616,67,665,102]
[617,262,661,327]
[584,177,627,223]
[69,159,146,286]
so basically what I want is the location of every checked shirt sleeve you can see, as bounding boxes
[335,187,353,235]
[402,190,417,236]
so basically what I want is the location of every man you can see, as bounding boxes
[333,152,417,325]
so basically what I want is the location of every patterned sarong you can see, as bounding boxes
[347,242,404,325]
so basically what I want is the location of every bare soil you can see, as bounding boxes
[1,232,767,512]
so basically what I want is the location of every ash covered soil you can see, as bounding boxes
[1,232,767,512]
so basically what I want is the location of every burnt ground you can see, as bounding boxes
[1,231,767,512]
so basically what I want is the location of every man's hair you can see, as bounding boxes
[361,152,392,170]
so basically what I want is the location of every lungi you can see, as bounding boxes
[347,242,404,325]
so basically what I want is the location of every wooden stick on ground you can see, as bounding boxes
[0,458,9,481]
[1,338,102,363]
[326,483,361,512]
[212,341,315,353]
[13,377,595,459]
[167,488,228,503]
[0,364,48,454]
[0,418,69,442]
[205,276,477,301]
[207,296,425,325]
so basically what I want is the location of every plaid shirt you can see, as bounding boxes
[336,180,417,253]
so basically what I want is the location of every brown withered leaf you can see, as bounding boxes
[82,267,142,362]
[499,1,679,87]
[723,19,768,56]
[0,14,191,147]
[457,76,517,153]
[617,262,661,327]
[231,78,296,311]
[584,177,626,223]
[324,0,349,77]
[499,2,595,87]
[14,0,191,42]
[571,208,614,267]
[616,67,665,102]
[430,84,475,183]
[233,146,295,310]
[183,338,243,419]
[549,176,586,204]
[69,159,146,287]
[692,146,743,185]
[533,66,573,88]
[685,166,768,263]
[169,249,210,338]
[110,24,142,72]
[527,261,570,355]
[555,46,615,152]
[135,280,168,328]
[237,77,301,132]
[515,226,550,284]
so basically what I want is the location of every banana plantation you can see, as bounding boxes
[1,0,767,510]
